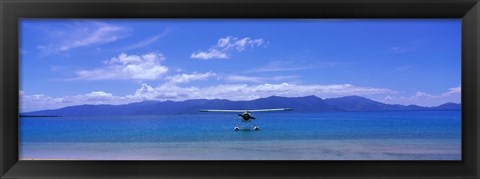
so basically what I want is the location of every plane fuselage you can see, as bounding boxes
[238,112,255,121]
[242,113,251,120]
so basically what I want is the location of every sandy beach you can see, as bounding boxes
[20,139,460,160]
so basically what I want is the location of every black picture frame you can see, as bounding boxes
[1,0,479,178]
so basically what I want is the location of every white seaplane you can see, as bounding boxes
[199,108,293,131]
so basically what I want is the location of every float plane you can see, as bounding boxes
[200,108,293,131]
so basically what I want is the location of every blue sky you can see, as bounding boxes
[20,19,461,112]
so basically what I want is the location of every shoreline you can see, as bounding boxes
[20,139,461,160]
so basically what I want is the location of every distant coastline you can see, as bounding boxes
[21,95,461,117]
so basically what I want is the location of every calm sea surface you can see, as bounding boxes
[19,111,461,160]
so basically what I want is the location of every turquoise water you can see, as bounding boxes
[19,111,461,160]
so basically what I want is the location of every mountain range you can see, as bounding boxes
[22,95,461,116]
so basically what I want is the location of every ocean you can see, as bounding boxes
[19,111,461,160]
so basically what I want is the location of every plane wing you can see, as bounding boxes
[247,108,293,112]
[200,108,293,113]
[199,109,246,113]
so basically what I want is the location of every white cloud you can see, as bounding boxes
[224,75,298,83]
[389,46,413,53]
[21,94,64,112]
[379,86,461,107]
[388,40,427,54]
[85,91,114,101]
[127,83,158,101]
[38,21,128,55]
[190,49,228,59]
[165,72,216,84]
[414,91,435,98]
[123,28,170,50]
[74,52,168,80]
[191,36,266,60]
[61,24,122,51]
[442,86,461,96]
[215,36,265,51]
[248,60,338,73]
[224,75,264,83]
